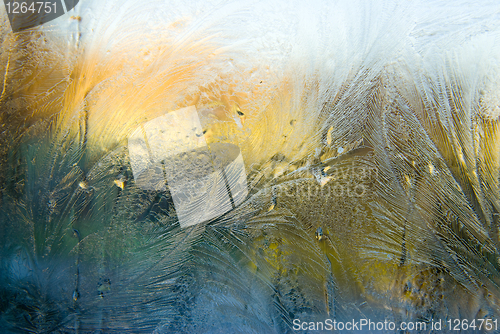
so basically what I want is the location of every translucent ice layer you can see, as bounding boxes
[1,0,500,333]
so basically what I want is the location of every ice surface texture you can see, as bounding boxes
[1,0,500,332]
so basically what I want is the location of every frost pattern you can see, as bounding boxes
[1,0,500,333]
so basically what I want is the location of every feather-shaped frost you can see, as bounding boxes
[1,0,500,332]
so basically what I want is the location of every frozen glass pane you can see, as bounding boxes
[1,0,500,333]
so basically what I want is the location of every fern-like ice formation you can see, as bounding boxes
[1,0,500,332]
